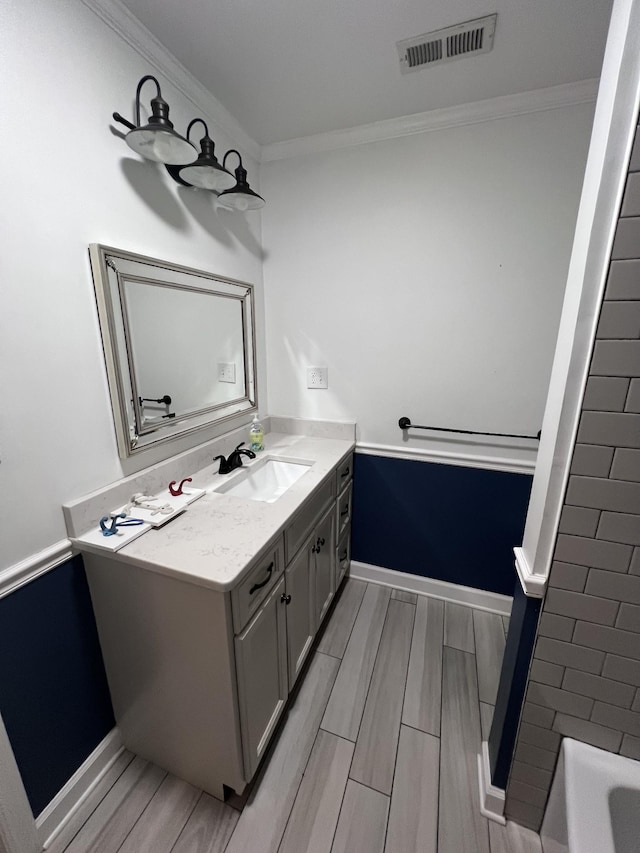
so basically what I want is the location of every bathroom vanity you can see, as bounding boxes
[74,432,354,800]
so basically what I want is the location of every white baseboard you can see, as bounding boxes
[37,728,123,849]
[350,561,512,615]
[478,741,506,825]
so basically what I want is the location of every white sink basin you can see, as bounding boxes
[213,457,312,503]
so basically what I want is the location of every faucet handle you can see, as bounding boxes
[214,453,232,474]
[234,442,256,459]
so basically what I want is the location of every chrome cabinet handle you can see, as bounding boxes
[249,562,274,595]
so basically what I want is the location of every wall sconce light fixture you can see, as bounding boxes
[113,75,197,165]
[113,76,265,210]
[166,119,236,191]
[217,150,266,211]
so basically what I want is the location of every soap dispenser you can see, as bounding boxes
[249,414,264,452]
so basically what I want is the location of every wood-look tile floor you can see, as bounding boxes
[48,580,541,853]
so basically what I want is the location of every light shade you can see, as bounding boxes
[114,75,196,166]
[217,150,265,211]
[174,120,236,190]
[125,123,196,165]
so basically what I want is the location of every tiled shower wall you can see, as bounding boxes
[505,124,640,831]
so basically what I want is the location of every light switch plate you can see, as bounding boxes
[218,362,236,383]
[307,367,328,389]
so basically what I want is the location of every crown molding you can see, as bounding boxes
[80,0,261,163]
[78,1,598,169]
[261,78,599,163]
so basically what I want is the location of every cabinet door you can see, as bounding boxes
[235,576,288,781]
[313,503,336,629]
[285,541,314,689]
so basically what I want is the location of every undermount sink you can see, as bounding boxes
[213,457,312,503]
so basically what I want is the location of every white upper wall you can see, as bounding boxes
[0,0,265,572]
[261,102,595,460]
[0,0,600,575]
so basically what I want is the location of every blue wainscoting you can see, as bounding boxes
[489,582,541,788]
[351,453,532,595]
[0,555,114,817]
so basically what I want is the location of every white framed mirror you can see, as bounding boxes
[89,244,257,458]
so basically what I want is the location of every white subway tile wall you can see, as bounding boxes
[627,380,640,411]
[538,612,575,642]
[505,124,640,831]
[558,505,601,537]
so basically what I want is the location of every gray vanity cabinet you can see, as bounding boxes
[336,481,353,541]
[232,471,340,787]
[282,489,336,689]
[234,575,289,781]
[284,543,314,688]
[336,529,351,588]
[83,451,354,803]
[335,456,353,588]
[313,503,336,627]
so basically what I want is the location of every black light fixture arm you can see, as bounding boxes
[135,74,162,125]
[112,112,136,131]
[223,149,243,171]
[186,118,209,141]
[113,75,170,132]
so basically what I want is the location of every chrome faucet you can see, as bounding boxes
[214,442,256,474]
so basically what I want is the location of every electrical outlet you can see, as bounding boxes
[218,362,236,383]
[307,367,328,389]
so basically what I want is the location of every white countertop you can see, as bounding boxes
[76,433,354,592]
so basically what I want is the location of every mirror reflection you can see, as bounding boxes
[90,245,257,458]
[124,280,246,424]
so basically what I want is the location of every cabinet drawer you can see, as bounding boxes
[336,529,351,587]
[336,454,353,493]
[232,538,285,633]
[336,481,353,540]
[285,477,335,563]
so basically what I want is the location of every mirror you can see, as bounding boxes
[89,245,257,458]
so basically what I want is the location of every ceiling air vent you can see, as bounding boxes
[397,14,497,74]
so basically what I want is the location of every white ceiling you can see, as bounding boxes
[118,0,614,146]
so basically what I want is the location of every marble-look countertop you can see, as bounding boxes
[74,433,354,592]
